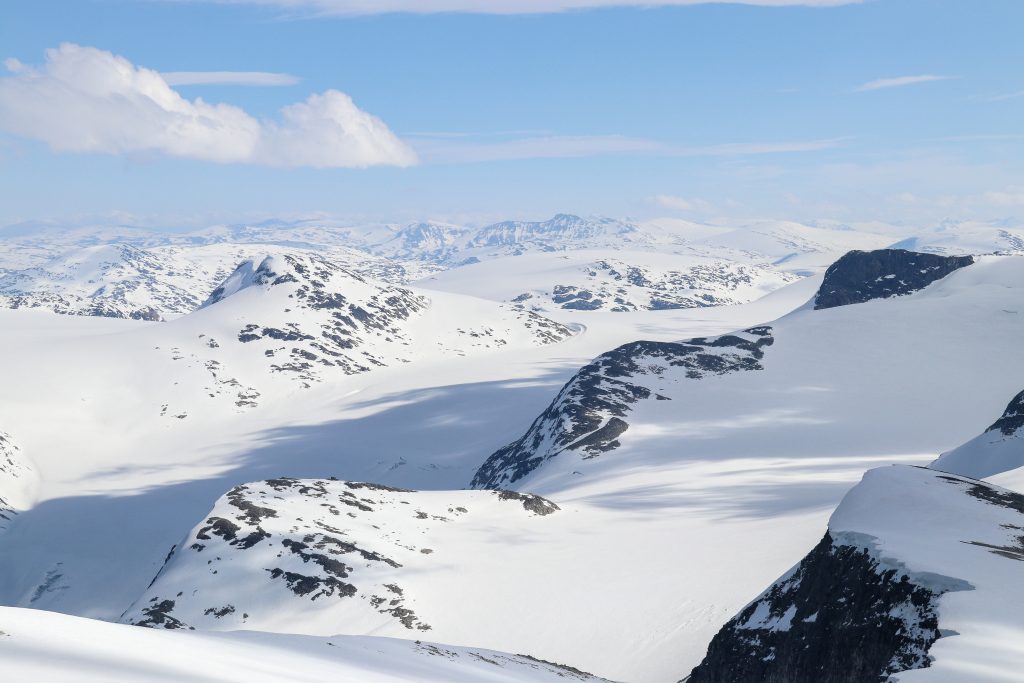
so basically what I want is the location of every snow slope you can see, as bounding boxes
[471,251,1016,494]
[0,433,35,534]
[686,466,1024,683]
[0,606,609,683]
[931,389,1024,479]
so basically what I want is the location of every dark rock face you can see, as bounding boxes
[494,490,561,516]
[471,326,773,489]
[814,249,973,310]
[986,389,1024,436]
[685,533,969,683]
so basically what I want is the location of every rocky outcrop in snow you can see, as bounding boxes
[184,252,572,390]
[685,466,1024,682]
[200,253,430,382]
[518,258,798,312]
[931,388,1024,478]
[0,432,36,532]
[471,326,774,489]
[123,477,561,634]
[814,249,974,310]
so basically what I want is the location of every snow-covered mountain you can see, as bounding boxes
[418,250,799,312]
[0,242,436,321]
[7,227,1024,683]
[685,465,1024,682]
[472,325,775,489]
[471,249,988,492]
[123,477,558,635]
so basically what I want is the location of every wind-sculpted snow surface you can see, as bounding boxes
[123,478,560,634]
[685,466,1024,683]
[0,432,35,533]
[931,388,1024,479]
[5,607,610,683]
[813,249,974,310]
[471,326,773,489]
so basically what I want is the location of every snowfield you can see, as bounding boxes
[2,218,1024,682]
[0,606,610,683]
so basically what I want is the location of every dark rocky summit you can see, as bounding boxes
[471,326,774,489]
[683,467,1024,683]
[986,389,1024,436]
[814,249,973,310]
[684,533,964,683]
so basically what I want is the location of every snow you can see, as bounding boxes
[2,219,1024,682]
[828,466,1024,682]
[0,606,609,683]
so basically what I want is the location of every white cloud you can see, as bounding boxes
[201,0,860,14]
[680,138,843,155]
[161,71,300,86]
[987,90,1024,102]
[856,74,955,92]
[0,44,417,168]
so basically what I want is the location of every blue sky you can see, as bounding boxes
[1,0,1023,228]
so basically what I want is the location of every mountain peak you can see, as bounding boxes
[201,255,296,308]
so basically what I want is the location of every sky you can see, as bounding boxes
[1,0,1023,229]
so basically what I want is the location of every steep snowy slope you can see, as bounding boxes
[1,607,608,683]
[122,478,558,634]
[418,250,798,312]
[931,389,1024,479]
[0,433,35,534]
[685,466,1024,683]
[471,250,991,491]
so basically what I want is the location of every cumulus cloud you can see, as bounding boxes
[205,0,860,15]
[0,44,417,168]
[161,71,301,86]
[856,74,955,92]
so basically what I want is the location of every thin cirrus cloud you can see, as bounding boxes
[410,134,843,164]
[201,0,861,15]
[856,74,956,91]
[160,71,301,86]
[0,44,417,168]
